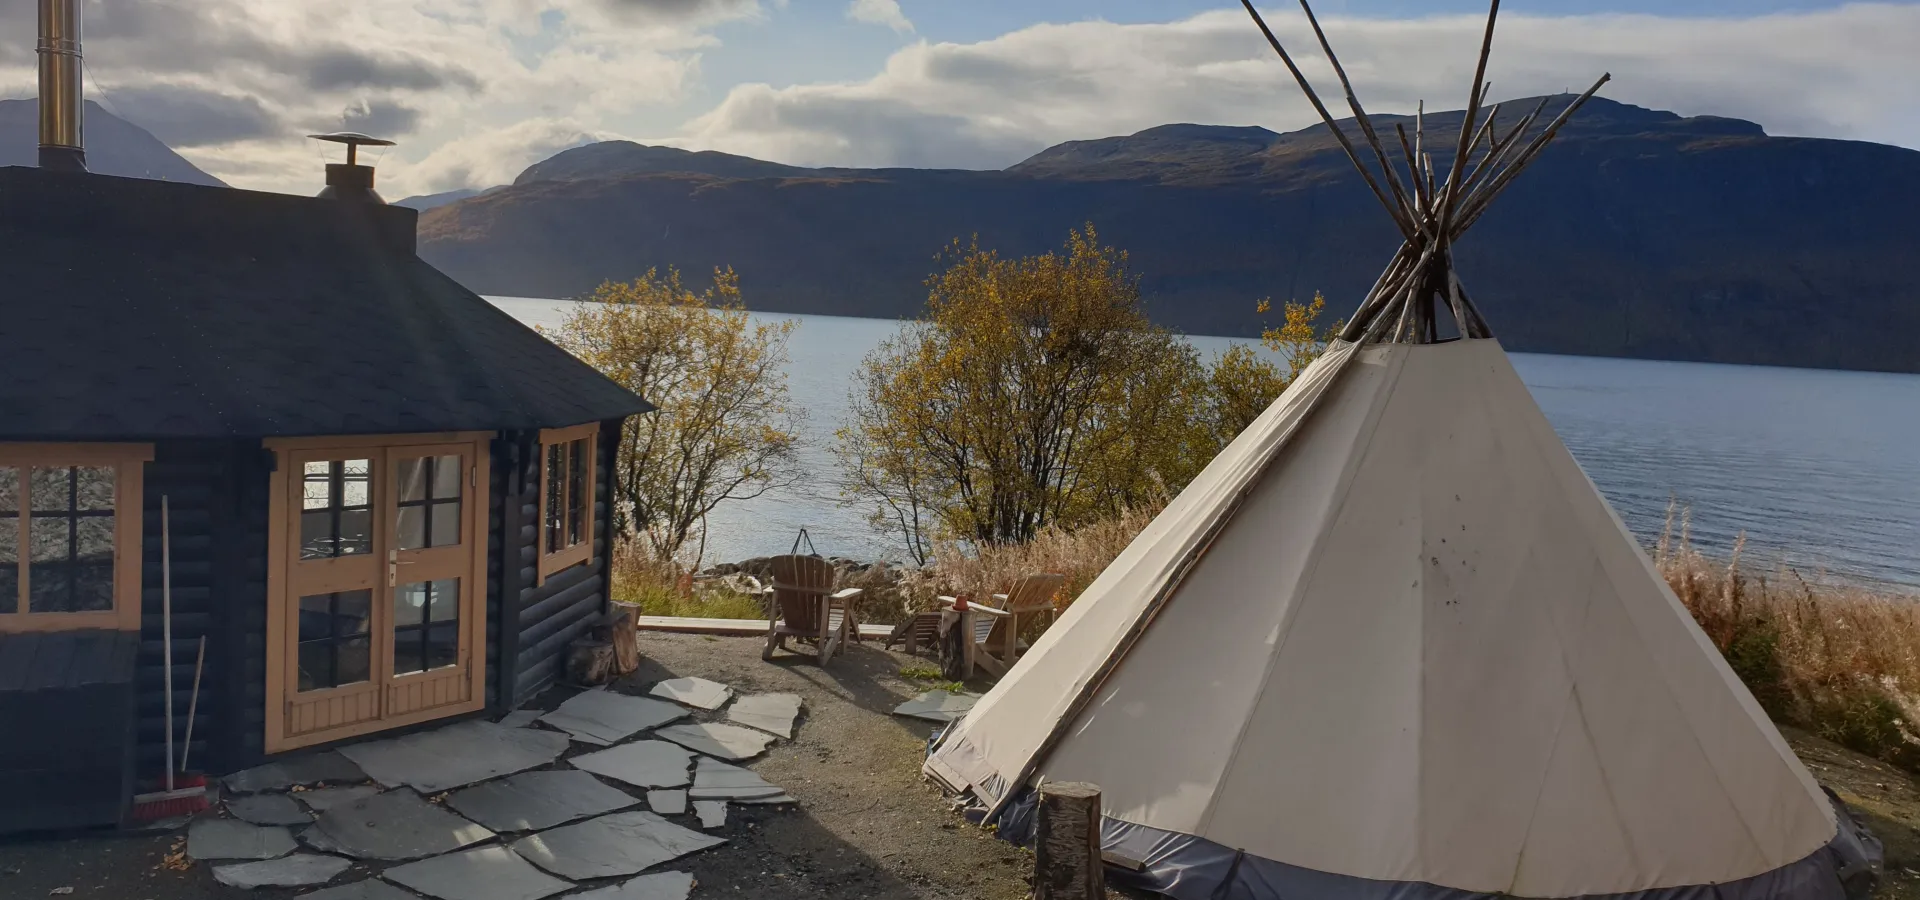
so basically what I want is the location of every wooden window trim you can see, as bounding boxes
[536,424,598,585]
[0,443,152,633]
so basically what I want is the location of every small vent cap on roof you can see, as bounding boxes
[308,132,396,204]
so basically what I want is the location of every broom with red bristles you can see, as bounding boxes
[130,496,211,823]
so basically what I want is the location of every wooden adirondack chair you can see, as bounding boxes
[760,555,863,666]
[937,572,1066,678]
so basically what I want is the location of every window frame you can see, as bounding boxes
[536,424,599,585]
[0,443,152,633]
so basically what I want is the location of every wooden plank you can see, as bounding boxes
[637,616,892,639]
[24,631,79,692]
[0,632,42,691]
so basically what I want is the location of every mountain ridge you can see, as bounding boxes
[0,99,225,186]
[408,96,1918,374]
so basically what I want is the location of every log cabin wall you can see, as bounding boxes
[498,421,619,709]
[135,441,262,780]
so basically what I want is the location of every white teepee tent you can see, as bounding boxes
[924,4,1879,899]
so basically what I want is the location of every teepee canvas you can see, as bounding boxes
[924,4,1878,900]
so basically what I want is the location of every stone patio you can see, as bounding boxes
[184,671,797,896]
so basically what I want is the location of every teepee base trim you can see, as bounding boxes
[977,787,1875,900]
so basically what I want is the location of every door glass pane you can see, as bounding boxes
[396,457,430,504]
[396,455,461,551]
[429,502,461,549]
[301,459,374,559]
[297,589,373,691]
[431,455,463,499]
[0,467,16,614]
[393,579,459,676]
[567,439,588,548]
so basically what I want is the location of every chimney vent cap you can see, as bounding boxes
[307,132,396,148]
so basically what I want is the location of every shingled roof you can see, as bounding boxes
[0,166,653,440]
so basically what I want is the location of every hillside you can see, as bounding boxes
[0,98,224,186]
[419,96,1920,374]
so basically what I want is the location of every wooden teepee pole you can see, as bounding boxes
[1237,0,1416,240]
[1292,0,1427,235]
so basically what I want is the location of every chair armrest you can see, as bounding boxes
[830,588,864,601]
[936,595,959,607]
[969,602,1010,617]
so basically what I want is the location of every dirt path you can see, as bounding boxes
[4,633,1919,900]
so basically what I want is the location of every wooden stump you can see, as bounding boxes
[937,609,973,682]
[608,604,641,676]
[566,638,615,686]
[1034,782,1105,900]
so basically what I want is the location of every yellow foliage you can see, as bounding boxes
[837,225,1216,555]
[544,268,800,563]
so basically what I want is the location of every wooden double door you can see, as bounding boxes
[265,434,491,753]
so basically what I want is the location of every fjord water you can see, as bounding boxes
[490,297,1920,591]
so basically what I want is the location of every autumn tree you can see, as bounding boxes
[1202,292,1341,444]
[836,225,1215,556]
[546,268,801,563]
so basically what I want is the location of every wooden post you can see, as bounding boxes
[608,603,641,676]
[1034,782,1105,900]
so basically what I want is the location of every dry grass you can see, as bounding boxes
[1658,503,1920,769]
[895,507,1158,628]
[609,540,767,620]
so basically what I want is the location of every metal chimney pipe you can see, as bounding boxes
[38,0,86,173]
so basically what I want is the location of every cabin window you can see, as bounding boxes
[537,424,597,583]
[0,445,150,632]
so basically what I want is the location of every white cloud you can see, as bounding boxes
[3,1,1913,196]
[847,0,913,34]
[676,3,1920,171]
[0,0,775,195]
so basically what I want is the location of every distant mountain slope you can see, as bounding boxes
[0,99,225,186]
[396,186,505,211]
[419,97,1920,374]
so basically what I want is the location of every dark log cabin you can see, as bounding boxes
[0,2,652,834]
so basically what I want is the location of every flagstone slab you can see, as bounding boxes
[384,845,574,900]
[727,693,802,738]
[653,722,776,761]
[538,690,687,745]
[891,690,980,723]
[446,770,639,833]
[297,785,383,812]
[338,720,569,793]
[693,801,725,829]
[646,790,687,815]
[569,740,695,789]
[227,793,314,826]
[211,853,351,888]
[649,677,733,710]
[223,752,367,794]
[299,879,418,900]
[510,811,725,881]
[734,793,798,805]
[187,818,297,861]
[302,788,494,861]
[570,871,696,900]
[497,709,542,729]
[687,756,785,801]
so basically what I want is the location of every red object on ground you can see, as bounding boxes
[128,773,210,824]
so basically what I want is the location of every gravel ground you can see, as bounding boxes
[5,633,1917,900]
[0,632,1032,900]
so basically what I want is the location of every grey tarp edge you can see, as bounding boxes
[985,787,1876,900]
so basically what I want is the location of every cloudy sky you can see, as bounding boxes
[1,0,1914,197]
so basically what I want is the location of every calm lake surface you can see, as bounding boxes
[489,296,1920,591]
